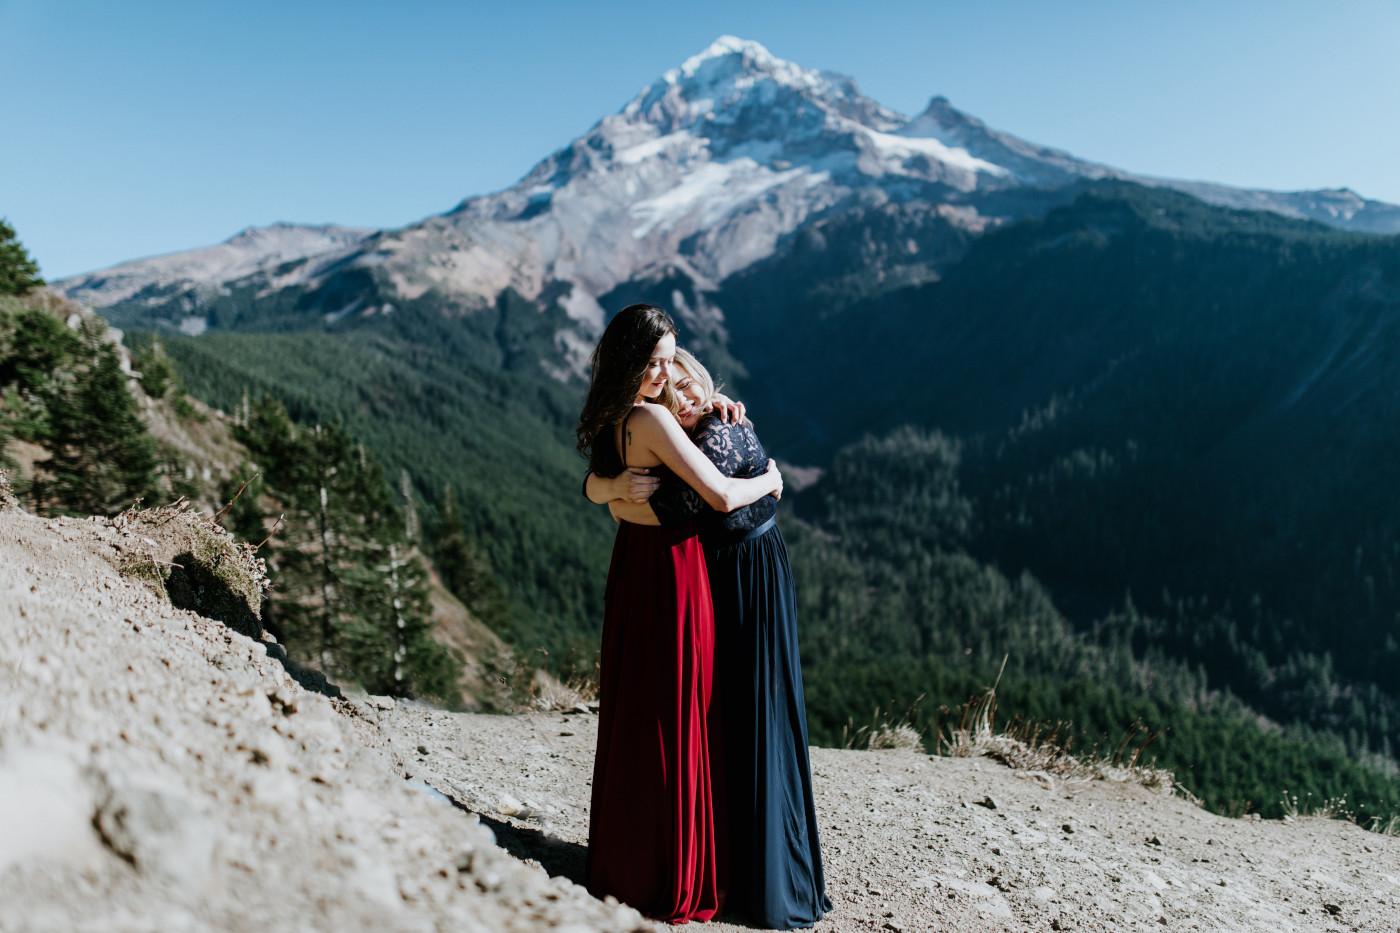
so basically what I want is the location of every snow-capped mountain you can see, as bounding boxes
[58,36,1400,348]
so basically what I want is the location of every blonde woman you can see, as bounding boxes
[587,348,830,929]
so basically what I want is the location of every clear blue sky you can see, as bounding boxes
[3,0,1398,279]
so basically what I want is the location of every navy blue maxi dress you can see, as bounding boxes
[651,414,831,929]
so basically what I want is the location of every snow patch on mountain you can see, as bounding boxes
[862,126,1009,178]
[616,130,697,166]
[558,285,605,330]
[629,157,810,239]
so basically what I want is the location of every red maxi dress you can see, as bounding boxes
[586,444,725,923]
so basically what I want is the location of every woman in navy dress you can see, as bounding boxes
[588,348,831,929]
[577,307,785,923]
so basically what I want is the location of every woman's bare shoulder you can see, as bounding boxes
[617,403,674,467]
[626,403,673,430]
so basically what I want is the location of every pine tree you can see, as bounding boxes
[43,324,158,515]
[342,538,458,701]
[275,421,365,672]
[430,482,512,633]
[130,338,180,399]
[235,396,459,699]
[0,219,43,297]
[0,299,82,444]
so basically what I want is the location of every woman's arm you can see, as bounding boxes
[584,468,658,504]
[628,406,781,512]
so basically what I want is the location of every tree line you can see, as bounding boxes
[784,424,1400,819]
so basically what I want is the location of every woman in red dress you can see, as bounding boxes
[576,304,784,923]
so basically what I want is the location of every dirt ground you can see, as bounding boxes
[390,706,1400,933]
[3,503,1399,932]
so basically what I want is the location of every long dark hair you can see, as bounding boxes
[576,303,677,476]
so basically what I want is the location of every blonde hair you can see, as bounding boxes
[668,347,720,417]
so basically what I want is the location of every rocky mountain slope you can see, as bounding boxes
[0,291,517,712]
[58,224,374,331]
[3,489,1396,932]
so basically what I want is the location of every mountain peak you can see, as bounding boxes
[907,95,985,136]
[664,36,823,93]
[622,36,894,141]
[677,35,773,69]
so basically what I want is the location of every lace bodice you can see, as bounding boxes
[650,414,776,541]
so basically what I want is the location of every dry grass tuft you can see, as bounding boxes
[1371,815,1400,836]
[1281,791,1400,836]
[842,697,927,751]
[499,649,600,714]
[111,499,270,638]
[867,722,924,750]
[937,687,1183,797]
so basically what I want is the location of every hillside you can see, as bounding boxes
[737,185,1400,767]
[2,496,1396,932]
[159,318,618,661]
[0,287,519,711]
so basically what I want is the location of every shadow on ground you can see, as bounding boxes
[475,813,589,886]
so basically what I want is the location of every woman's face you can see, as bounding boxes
[673,368,708,429]
[637,332,676,400]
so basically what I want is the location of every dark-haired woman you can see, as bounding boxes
[588,348,831,929]
[577,304,784,924]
